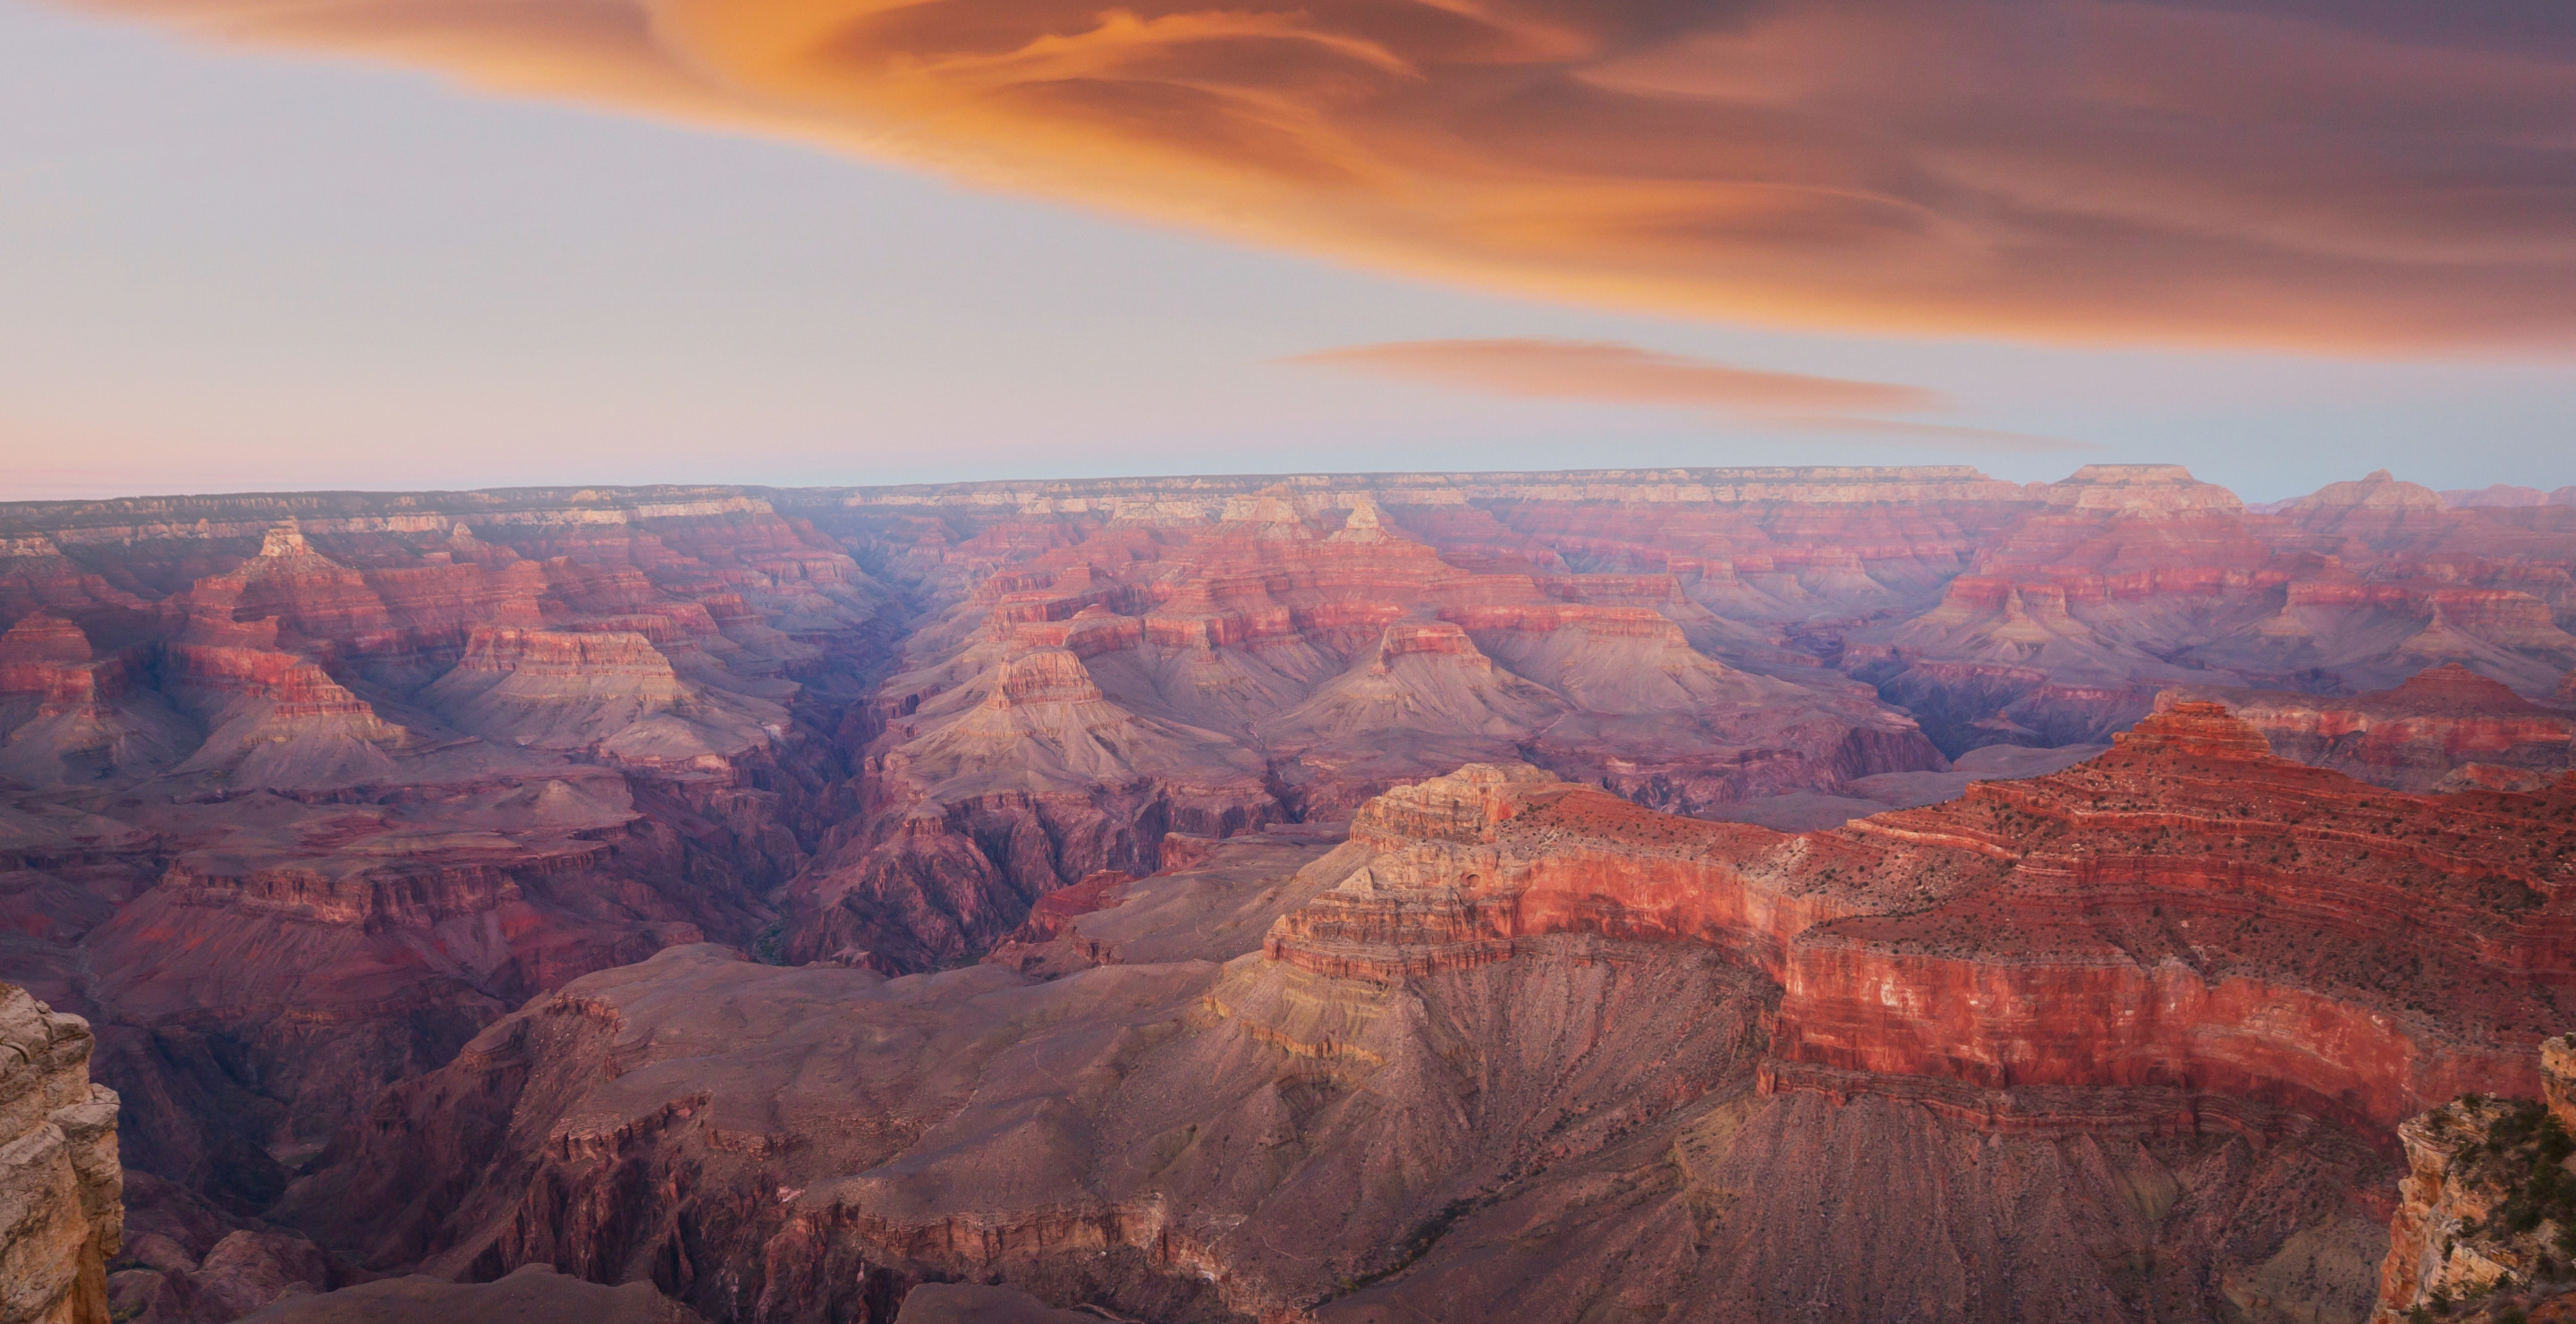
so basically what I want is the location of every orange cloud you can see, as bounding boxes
[72,0,2576,349]
[1284,337,2097,452]
[1284,339,1937,412]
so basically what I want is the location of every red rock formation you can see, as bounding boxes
[1767,706,2576,1132]
[426,625,784,766]
[0,614,114,700]
[807,490,1941,971]
[0,493,893,1224]
[1260,764,1821,982]
[2167,663,2576,790]
[0,537,152,625]
[4,471,2575,1324]
[1258,706,2576,1138]
[276,734,2503,1323]
[0,614,182,788]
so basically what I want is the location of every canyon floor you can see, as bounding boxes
[3,464,2574,1324]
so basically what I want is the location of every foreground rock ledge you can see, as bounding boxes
[2372,1038,2576,1322]
[0,981,123,1324]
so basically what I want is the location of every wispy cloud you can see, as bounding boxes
[67,0,2576,349]
[1279,339,1940,412]
[1282,337,2098,453]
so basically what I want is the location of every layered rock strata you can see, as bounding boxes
[266,709,2567,1323]
[1,981,122,1324]
[4,468,2576,1323]
[792,490,1940,971]
[2166,663,2576,791]
[2369,1041,2576,1323]
[1766,705,2576,1132]
[0,495,895,1218]
[1257,709,2576,1134]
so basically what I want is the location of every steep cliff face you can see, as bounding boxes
[2368,1041,2576,1323]
[1257,708,2576,1138]
[1,981,123,1324]
[1767,705,2576,1133]
[2168,664,2576,791]
[267,722,2571,1324]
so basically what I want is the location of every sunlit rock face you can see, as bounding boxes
[4,467,2576,1323]
[1266,708,2576,1137]
[1764,704,2576,1134]
[2365,1040,2576,1324]
[1,980,122,1324]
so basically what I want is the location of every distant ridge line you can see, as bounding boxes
[0,465,2052,536]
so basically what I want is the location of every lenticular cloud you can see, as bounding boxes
[80,0,2576,348]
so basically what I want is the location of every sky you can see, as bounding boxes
[1,0,2571,504]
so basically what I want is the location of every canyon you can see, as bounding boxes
[0,464,2572,1322]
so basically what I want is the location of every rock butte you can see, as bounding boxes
[2164,662,2576,792]
[0,466,2570,1321]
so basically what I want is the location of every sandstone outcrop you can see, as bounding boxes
[2166,664,2576,791]
[1,981,122,1324]
[2367,1040,2576,1323]
[1766,705,2576,1131]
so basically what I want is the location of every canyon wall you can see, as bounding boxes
[2165,663,2576,791]
[0,491,901,1221]
[249,707,2571,1322]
